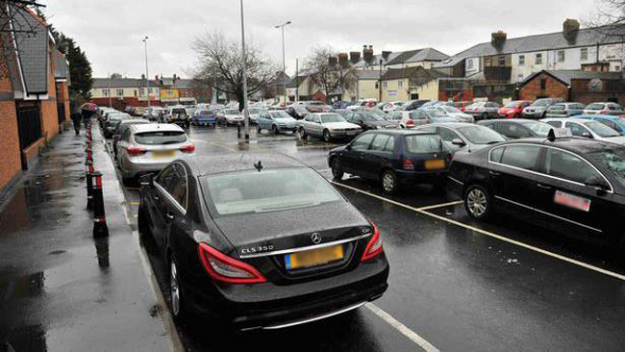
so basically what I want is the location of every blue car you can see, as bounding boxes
[256,110,297,134]
[192,109,217,127]
[576,114,625,135]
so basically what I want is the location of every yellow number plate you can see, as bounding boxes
[285,245,344,270]
[425,159,445,170]
[151,150,175,158]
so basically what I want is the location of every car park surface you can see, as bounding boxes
[104,120,625,352]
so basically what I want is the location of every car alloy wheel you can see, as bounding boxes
[299,127,307,139]
[331,158,344,180]
[465,185,491,220]
[272,125,279,134]
[170,260,182,318]
[323,129,331,143]
[381,170,398,194]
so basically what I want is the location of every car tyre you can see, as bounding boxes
[299,127,307,140]
[256,125,262,133]
[464,184,492,221]
[481,113,488,121]
[323,129,332,143]
[272,125,279,134]
[380,170,399,194]
[331,157,344,180]
[169,257,187,322]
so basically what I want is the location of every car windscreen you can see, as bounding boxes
[443,106,462,114]
[584,121,621,137]
[134,131,186,145]
[270,111,292,119]
[457,126,505,144]
[320,114,345,123]
[586,103,603,111]
[587,148,625,189]
[248,108,261,114]
[404,134,445,153]
[504,102,521,108]
[522,121,552,137]
[203,168,343,216]
[225,109,240,115]
[532,100,551,107]
[199,110,214,117]
[360,112,384,121]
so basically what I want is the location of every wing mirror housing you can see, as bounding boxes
[451,138,466,147]
[581,131,593,138]
[140,173,154,188]
[584,175,609,196]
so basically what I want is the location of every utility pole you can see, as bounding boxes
[107,73,112,108]
[295,59,299,102]
[379,59,383,103]
[143,36,150,108]
[274,21,291,103]
[240,0,250,141]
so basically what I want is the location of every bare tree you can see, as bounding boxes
[191,32,277,111]
[304,46,357,103]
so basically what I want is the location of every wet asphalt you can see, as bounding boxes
[112,125,625,352]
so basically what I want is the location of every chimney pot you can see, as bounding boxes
[491,31,507,50]
[382,51,392,59]
[563,19,580,43]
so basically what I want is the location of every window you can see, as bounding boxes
[102,89,110,97]
[599,119,621,132]
[437,127,461,143]
[519,55,525,66]
[557,50,565,63]
[540,78,547,90]
[384,136,395,152]
[490,147,504,163]
[156,165,178,193]
[351,133,375,151]
[581,48,588,61]
[535,53,543,65]
[544,149,599,184]
[565,122,589,137]
[500,145,541,171]
[499,123,532,139]
[312,115,321,123]
[467,59,473,69]
[116,89,124,96]
[383,81,388,88]
[375,82,379,89]
[134,90,138,97]
[498,56,506,66]
[371,134,392,151]
[398,80,403,88]
[616,65,622,71]
[404,135,445,154]
[545,121,562,128]
[170,164,188,210]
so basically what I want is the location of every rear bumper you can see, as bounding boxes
[396,169,449,184]
[181,255,389,330]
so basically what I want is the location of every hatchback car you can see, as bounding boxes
[479,119,554,139]
[103,113,131,138]
[583,102,625,115]
[138,154,389,330]
[423,106,474,123]
[541,118,625,145]
[217,108,245,126]
[298,113,362,142]
[256,110,297,134]
[465,102,501,120]
[522,98,564,119]
[117,124,195,184]
[329,130,452,194]
[415,123,506,153]
[191,109,217,127]
[112,119,151,159]
[498,101,532,119]
[448,137,625,254]
[544,102,586,118]
[343,110,400,131]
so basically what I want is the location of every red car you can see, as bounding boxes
[497,100,531,119]
[449,101,473,112]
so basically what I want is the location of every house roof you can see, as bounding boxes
[382,66,448,82]
[11,6,49,95]
[286,75,308,88]
[53,50,70,81]
[92,78,159,89]
[353,47,449,68]
[519,70,623,87]
[435,25,625,68]
[355,70,386,80]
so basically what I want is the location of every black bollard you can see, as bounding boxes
[92,172,109,238]
[237,123,241,138]
[85,160,94,210]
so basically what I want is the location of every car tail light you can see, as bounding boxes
[362,221,383,261]
[198,243,266,284]
[180,144,195,153]
[403,158,415,170]
[406,119,415,127]
[126,146,147,156]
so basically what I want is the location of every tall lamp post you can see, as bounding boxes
[240,0,250,141]
[274,21,291,103]
[143,36,150,108]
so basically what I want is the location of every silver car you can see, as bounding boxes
[117,124,195,184]
[522,98,564,119]
[422,106,474,123]
[217,108,245,125]
[541,118,625,145]
[298,113,362,142]
[544,102,586,118]
[465,102,501,120]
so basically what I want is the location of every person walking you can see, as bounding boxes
[71,111,82,135]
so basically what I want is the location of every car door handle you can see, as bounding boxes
[166,212,175,220]
[153,194,160,200]
[537,183,552,190]
[489,171,501,177]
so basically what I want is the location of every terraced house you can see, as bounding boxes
[0,6,71,198]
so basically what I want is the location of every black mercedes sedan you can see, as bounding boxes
[138,154,389,330]
[329,130,452,194]
[448,136,625,254]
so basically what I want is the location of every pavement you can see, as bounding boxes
[0,124,175,352]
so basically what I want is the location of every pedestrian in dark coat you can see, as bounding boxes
[71,112,82,135]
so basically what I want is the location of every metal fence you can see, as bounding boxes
[16,102,42,150]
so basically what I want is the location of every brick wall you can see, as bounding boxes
[0,65,22,193]
[519,73,569,101]
[40,49,59,139]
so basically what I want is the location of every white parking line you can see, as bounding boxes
[417,201,463,211]
[365,303,439,352]
[332,181,625,282]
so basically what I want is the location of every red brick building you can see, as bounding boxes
[0,8,71,197]
[519,70,624,104]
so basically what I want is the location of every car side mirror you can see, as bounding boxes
[140,174,154,187]
[345,144,352,150]
[451,138,466,147]
[585,175,609,195]
[582,131,592,138]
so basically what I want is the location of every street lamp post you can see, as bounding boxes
[379,59,383,103]
[143,36,150,108]
[240,0,250,141]
[274,21,291,103]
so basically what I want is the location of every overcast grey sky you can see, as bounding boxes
[43,0,599,79]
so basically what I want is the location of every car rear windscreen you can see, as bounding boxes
[134,131,186,145]
[405,135,445,153]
